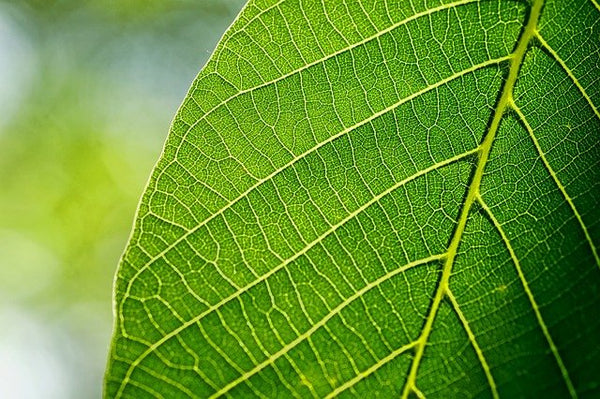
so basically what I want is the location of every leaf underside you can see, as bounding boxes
[105,0,600,397]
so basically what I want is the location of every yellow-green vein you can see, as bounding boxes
[179,0,480,147]
[446,288,498,399]
[121,55,508,317]
[401,0,544,396]
[511,102,600,268]
[324,341,420,399]
[211,254,445,398]
[534,32,600,120]
[115,148,477,398]
[477,194,577,399]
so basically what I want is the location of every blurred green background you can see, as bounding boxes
[0,1,244,397]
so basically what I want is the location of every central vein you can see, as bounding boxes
[400,0,544,397]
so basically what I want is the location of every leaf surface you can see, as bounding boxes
[105,0,600,397]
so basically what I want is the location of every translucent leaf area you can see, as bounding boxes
[105,0,600,397]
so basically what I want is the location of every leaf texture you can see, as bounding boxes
[104,0,600,397]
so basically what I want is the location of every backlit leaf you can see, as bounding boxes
[105,0,600,397]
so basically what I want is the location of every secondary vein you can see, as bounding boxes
[512,102,600,268]
[211,254,444,399]
[534,32,600,121]
[116,149,476,398]
[446,288,498,399]
[477,195,577,398]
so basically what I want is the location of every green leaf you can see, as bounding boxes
[104,0,600,397]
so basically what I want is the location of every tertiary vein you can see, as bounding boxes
[121,56,508,320]
[124,0,486,292]
[446,288,498,399]
[177,0,479,149]
[111,0,600,396]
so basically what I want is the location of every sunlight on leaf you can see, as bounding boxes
[105,0,600,397]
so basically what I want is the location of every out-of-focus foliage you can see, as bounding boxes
[0,1,243,397]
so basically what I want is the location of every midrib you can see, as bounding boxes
[400,0,546,397]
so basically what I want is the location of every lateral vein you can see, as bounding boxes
[534,32,600,120]
[512,102,600,268]
[446,288,498,399]
[178,0,480,146]
[326,340,420,398]
[477,195,577,399]
[115,149,476,397]
[211,254,444,399]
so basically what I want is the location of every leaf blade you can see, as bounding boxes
[105,0,600,397]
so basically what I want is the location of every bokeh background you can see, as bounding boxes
[0,1,244,397]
